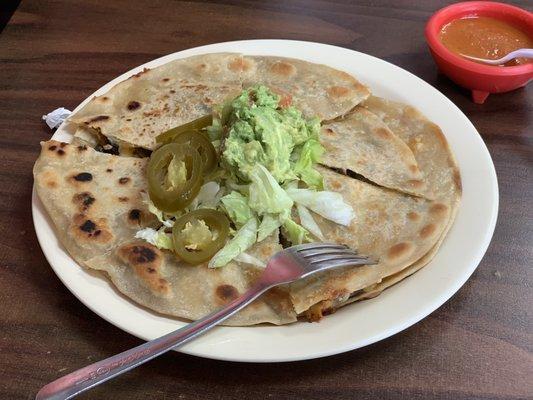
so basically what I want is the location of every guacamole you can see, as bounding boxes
[221,85,321,183]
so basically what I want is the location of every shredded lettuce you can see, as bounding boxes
[257,213,283,242]
[248,164,293,215]
[209,218,258,268]
[292,139,324,190]
[282,219,312,245]
[221,191,254,228]
[296,204,325,241]
[286,188,355,226]
[135,227,174,250]
[189,181,221,210]
[234,252,266,268]
[143,193,174,227]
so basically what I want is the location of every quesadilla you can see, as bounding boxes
[289,166,450,316]
[34,55,461,326]
[241,55,370,120]
[69,53,244,151]
[68,54,370,154]
[320,107,430,198]
[85,233,296,326]
[33,140,156,264]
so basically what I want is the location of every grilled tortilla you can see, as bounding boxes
[320,107,429,198]
[289,166,450,316]
[241,55,370,120]
[68,54,370,153]
[305,97,462,317]
[85,233,297,326]
[34,57,461,326]
[33,140,156,264]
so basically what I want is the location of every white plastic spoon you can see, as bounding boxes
[460,48,533,65]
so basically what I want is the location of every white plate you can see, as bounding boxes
[32,40,498,362]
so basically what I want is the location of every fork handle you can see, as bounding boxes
[35,282,269,400]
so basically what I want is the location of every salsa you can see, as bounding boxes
[439,16,532,66]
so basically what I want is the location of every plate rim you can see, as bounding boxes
[32,39,499,362]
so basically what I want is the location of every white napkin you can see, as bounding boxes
[42,107,72,129]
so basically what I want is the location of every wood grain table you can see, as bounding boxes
[1,1,531,399]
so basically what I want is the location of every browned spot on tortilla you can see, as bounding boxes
[169,89,176,94]
[60,142,67,148]
[242,58,254,71]
[407,211,420,221]
[162,78,170,82]
[330,179,342,190]
[143,109,162,118]
[106,168,113,173]
[48,145,57,151]
[73,192,95,212]
[387,242,413,260]
[131,68,150,78]
[270,61,296,77]
[453,169,462,193]
[72,172,93,182]
[327,86,350,99]
[128,209,141,224]
[57,149,65,156]
[46,180,57,188]
[119,244,158,264]
[87,115,109,123]
[77,145,88,152]
[216,284,239,302]
[323,127,336,137]
[407,179,424,188]
[228,57,251,72]
[118,243,170,296]
[334,70,355,81]
[409,164,419,174]
[71,214,113,244]
[118,177,130,185]
[118,196,129,203]
[430,203,448,215]
[127,101,141,110]
[420,224,436,239]
[375,128,391,139]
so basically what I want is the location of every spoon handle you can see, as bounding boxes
[506,48,533,61]
[461,48,533,65]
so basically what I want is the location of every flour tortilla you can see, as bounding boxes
[85,233,297,326]
[68,53,244,151]
[362,96,461,206]
[37,55,461,325]
[68,54,370,153]
[306,97,462,316]
[320,107,429,198]
[33,140,156,264]
[289,166,451,315]
[34,140,295,326]
[242,55,370,120]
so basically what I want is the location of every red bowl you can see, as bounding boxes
[425,1,533,104]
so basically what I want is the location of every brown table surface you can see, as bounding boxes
[1,1,532,399]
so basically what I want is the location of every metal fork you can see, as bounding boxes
[36,243,376,400]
